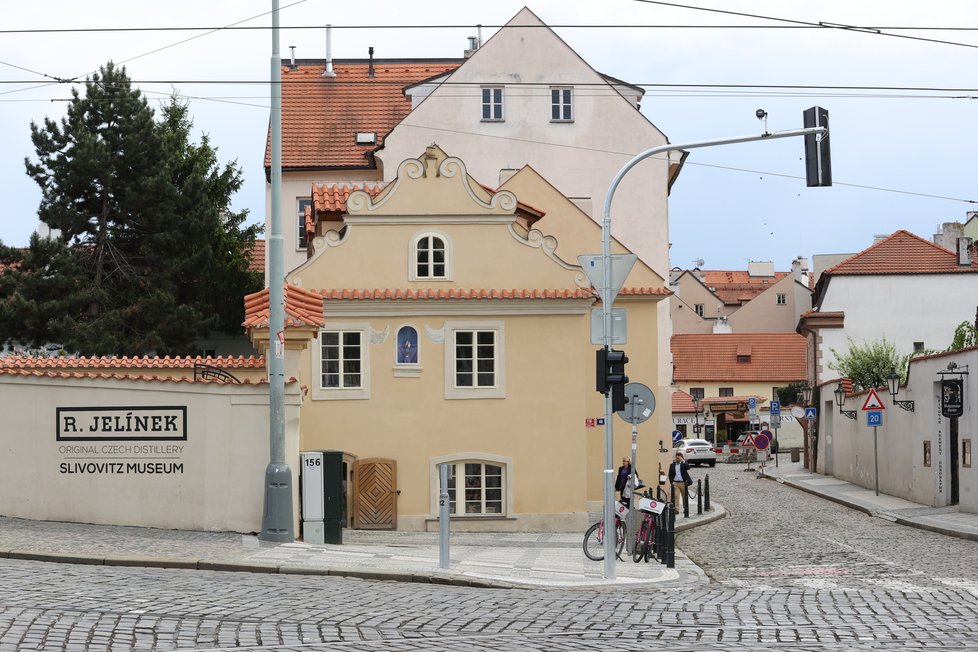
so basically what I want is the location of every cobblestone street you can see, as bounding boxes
[2,461,978,651]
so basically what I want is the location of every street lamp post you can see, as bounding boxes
[598,124,827,579]
[800,384,813,468]
[692,397,702,437]
[833,384,857,420]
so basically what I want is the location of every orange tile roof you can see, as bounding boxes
[266,60,463,170]
[700,270,790,305]
[826,230,978,275]
[311,183,386,216]
[242,284,326,329]
[0,367,276,384]
[246,239,265,273]
[316,288,596,300]
[672,389,695,413]
[0,355,263,369]
[671,333,807,381]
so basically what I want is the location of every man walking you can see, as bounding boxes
[668,452,693,513]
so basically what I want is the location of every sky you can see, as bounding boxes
[3,0,977,271]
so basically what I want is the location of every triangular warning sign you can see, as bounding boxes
[741,432,756,447]
[861,388,886,411]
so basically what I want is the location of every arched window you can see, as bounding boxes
[415,234,447,279]
[431,454,511,517]
[395,325,419,365]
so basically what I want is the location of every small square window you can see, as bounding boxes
[914,341,925,353]
[776,293,787,305]
[694,303,705,317]
[551,87,573,121]
[689,387,705,400]
[719,387,734,397]
[482,87,503,121]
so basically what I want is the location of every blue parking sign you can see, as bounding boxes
[867,411,883,427]
[770,400,781,415]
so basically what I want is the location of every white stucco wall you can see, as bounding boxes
[817,274,978,383]
[0,375,302,532]
[819,348,976,513]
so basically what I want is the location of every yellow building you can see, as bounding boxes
[283,146,671,531]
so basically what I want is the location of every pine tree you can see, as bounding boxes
[6,62,262,356]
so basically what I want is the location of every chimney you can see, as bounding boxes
[498,168,518,185]
[322,25,336,77]
[958,237,974,266]
[464,36,479,58]
[368,46,375,78]
[791,257,802,282]
[288,46,297,70]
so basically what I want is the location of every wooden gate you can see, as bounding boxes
[352,458,397,529]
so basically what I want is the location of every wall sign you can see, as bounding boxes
[56,406,187,476]
[941,379,963,418]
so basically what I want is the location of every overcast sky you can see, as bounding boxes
[3,1,976,271]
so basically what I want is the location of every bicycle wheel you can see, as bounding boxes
[615,518,627,559]
[583,521,605,561]
[643,518,656,563]
[632,519,648,563]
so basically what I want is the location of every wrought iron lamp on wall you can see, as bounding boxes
[887,367,915,412]
[833,383,857,420]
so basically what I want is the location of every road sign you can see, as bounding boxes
[616,382,656,424]
[770,415,781,428]
[748,397,757,416]
[770,400,781,415]
[590,308,627,345]
[741,432,757,447]
[578,254,637,306]
[672,430,683,443]
[861,388,886,410]
[867,410,883,427]
[804,407,817,421]
[754,432,770,450]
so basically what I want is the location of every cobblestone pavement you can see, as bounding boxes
[3,461,978,651]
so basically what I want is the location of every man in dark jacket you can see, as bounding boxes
[667,452,694,512]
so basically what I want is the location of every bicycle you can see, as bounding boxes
[631,493,666,563]
[583,501,628,561]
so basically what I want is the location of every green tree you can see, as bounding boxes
[828,337,909,391]
[6,62,261,356]
[948,319,978,351]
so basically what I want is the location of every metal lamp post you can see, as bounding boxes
[800,384,813,468]
[692,397,702,437]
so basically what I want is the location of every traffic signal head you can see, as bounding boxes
[803,106,832,187]
[596,348,629,411]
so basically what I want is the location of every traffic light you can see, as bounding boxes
[595,348,629,412]
[803,106,831,187]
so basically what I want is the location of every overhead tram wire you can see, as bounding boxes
[632,0,978,51]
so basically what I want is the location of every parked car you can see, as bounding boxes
[674,438,717,467]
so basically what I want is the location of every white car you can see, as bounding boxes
[675,439,717,467]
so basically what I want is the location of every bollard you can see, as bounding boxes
[665,503,676,568]
[683,483,690,519]
[653,512,664,563]
[697,478,703,515]
[438,464,450,570]
[704,474,711,512]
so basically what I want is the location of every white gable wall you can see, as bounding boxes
[816,274,978,384]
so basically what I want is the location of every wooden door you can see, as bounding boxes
[352,458,397,529]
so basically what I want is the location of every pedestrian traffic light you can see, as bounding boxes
[803,106,831,187]
[596,348,629,411]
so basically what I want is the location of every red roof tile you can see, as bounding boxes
[246,239,265,273]
[242,284,326,329]
[317,288,596,301]
[0,355,263,369]
[826,230,978,275]
[700,270,790,304]
[672,389,695,413]
[311,183,386,216]
[671,333,807,381]
[266,60,463,170]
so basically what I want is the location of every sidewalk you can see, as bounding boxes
[0,503,724,590]
[771,460,978,542]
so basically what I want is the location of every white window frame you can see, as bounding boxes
[409,231,453,281]
[694,303,705,317]
[776,293,787,305]
[430,452,512,517]
[296,198,312,250]
[481,86,504,121]
[444,320,505,399]
[311,322,370,400]
[550,86,573,122]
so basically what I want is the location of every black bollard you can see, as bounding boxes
[704,474,711,512]
[697,478,703,515]
[665,503,676,568]
[683,483,690,519]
